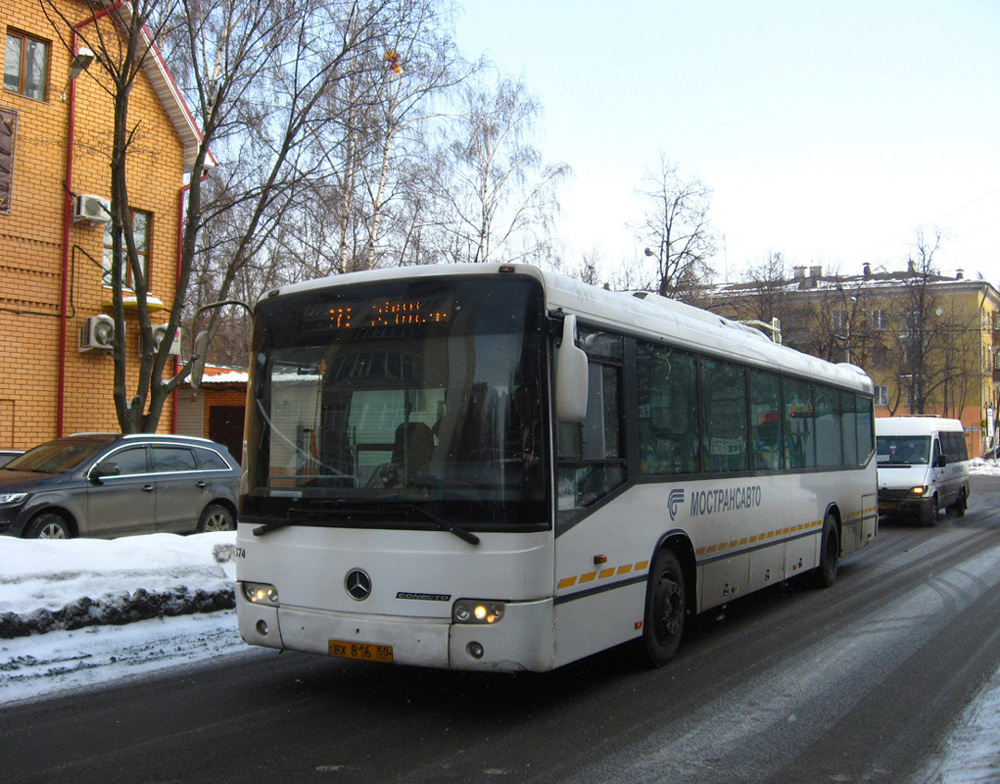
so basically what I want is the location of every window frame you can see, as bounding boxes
[0,105,15,215]
[103,208,152,290]
[4,30,49,101]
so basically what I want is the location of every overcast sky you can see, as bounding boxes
[454,0,1000,285]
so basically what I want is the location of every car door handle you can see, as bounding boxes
[142,484,155,492]
[196,481,207,488]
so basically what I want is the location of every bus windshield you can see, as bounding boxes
[241,277,549,533]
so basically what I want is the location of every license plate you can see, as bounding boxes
[328,640,394,663]
[878,502,894,511]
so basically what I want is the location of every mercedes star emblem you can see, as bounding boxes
[345,569,372,601]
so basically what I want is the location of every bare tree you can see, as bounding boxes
[46,0,468,430]
[880,228,976,418]
[633,154,717,301]
[432,75,570,265]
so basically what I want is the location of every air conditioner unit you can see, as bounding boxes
[73,194,111,223]
[79,314,118,352]
[142,325,181,356]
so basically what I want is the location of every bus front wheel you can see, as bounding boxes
[639,549,686,667]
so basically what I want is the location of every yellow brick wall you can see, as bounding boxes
[1,0,187,448]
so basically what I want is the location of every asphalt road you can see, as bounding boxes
[4,475,1000,784]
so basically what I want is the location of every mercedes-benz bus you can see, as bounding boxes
[235,263,877,672]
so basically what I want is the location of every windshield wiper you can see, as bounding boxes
[252,498,480,545]
[383,495,480,546]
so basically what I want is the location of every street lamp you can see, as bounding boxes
[60,47,95,101]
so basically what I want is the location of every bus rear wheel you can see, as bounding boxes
[639,549,686,667]
[811,514,840,589]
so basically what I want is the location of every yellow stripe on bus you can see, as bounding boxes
[559,517,836,589]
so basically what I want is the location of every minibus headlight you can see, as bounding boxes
[910,486,927,496]
[242,581,279,606]
[452,599,505,624]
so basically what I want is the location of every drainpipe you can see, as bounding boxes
[58,6,120,437]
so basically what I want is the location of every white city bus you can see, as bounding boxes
[235,263,877,672]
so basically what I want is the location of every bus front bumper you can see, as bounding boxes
[237,593,555,673]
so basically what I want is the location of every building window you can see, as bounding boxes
[103,209,151,289]
[0,106,14,214]
[872,343,888,369]
[872,309,888,331]
[874,385,888,407]
[832,310,848,333]
[4,31,49,101]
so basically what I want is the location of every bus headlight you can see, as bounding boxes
[242,581,280,606]
[910,486,928,496]
[452,599,505,624]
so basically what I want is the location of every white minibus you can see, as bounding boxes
[876,416,970,525]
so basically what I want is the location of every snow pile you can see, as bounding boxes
[0,532,244,704]
[968,458,1000,476]
[0,532,237,639]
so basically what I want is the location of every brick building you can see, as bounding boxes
[1,0,208,448]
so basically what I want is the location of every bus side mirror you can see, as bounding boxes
[555,314,589,423]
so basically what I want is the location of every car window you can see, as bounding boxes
[152,446,198,473]
[108,446,149,475]
[7,440,109,473]
[194,448,230,470]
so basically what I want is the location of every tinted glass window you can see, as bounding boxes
[152,446,198,472]
[783,378,815,469]
[700,358,747,473]
[195,448,229,470]
[109,447,149,475]
[556,331,625,513]
[856,395,874,463]
[637,342,698,475]
[815,385,843,467]
[6,439,110,473]
[841,391,859,466]
[749,370,783,470]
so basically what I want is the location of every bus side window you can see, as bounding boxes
[749,369,783,470]
[783,377,816,469]
[700,357,748,473]
[637,342,698,475]
[556,331,625,513]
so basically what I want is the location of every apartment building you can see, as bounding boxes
[2,0,205,448]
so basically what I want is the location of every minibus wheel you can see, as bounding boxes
[921,495,939,527]
[952,490,967,517]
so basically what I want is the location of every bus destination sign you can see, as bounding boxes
[305,298,452,330]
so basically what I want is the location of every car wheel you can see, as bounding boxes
[637,548,687,667]
[198,504,235,533]
[26,512,72,539]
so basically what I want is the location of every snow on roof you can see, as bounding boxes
[197,365,248,385]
